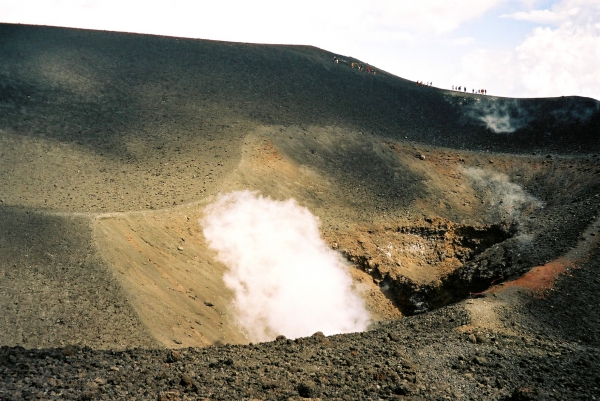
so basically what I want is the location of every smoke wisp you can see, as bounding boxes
[467,99,532,134]
[201,190,370,342]
[550,99,600,123]
[463,167,543,219]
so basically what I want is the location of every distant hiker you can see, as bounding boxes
[333,56,338,64]
[458,86,461,91]
[464,87,466,92]
[472,89,474,93]
[351,62,354,68]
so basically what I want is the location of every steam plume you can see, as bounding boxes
[463,167,543,219]
[201,190,370,342]
[467,99,531,133]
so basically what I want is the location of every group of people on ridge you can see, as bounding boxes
[332,56,487,92]
[333,56,377,75]
[452,85,487,95]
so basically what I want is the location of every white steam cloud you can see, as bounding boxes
[201,190,370,342]
[463,167,543,219]
[467,99,532,134]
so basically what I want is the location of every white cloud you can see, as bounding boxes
[502,9,569,24]
[515,23,600,98]
[365,0,506,35]
[451,37,476,46]
[456,0,600,100]
[1,0,505,43]
[503,0,598,25]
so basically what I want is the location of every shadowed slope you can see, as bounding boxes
[1,24,599,158]
[0,207,156,349]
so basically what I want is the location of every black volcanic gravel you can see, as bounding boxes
[2,286,600,401]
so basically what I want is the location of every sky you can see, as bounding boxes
[1,0,599,100]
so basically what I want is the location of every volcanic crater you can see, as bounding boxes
[1,24,600,400]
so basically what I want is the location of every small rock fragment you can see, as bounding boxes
[475,334,490,344]
[61,345,78,357]
[179,374,193,387]
[158,390,181,401]
[473,356,488,366]
[262,380,278,390]
[394,381,417,395]
[94,377,106,385]
[509,386,537,401]
[298,381,317,398]
[166,350,182,363]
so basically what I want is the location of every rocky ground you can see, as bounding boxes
[1,24,600,400]
[2,248,600,400]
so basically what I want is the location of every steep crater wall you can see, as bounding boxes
[336,219,518,315]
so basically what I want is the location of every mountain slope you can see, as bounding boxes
[0,24,599,352]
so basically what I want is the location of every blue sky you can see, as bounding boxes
[1,0,598,100]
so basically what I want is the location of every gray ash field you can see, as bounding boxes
[1,24,600,400]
